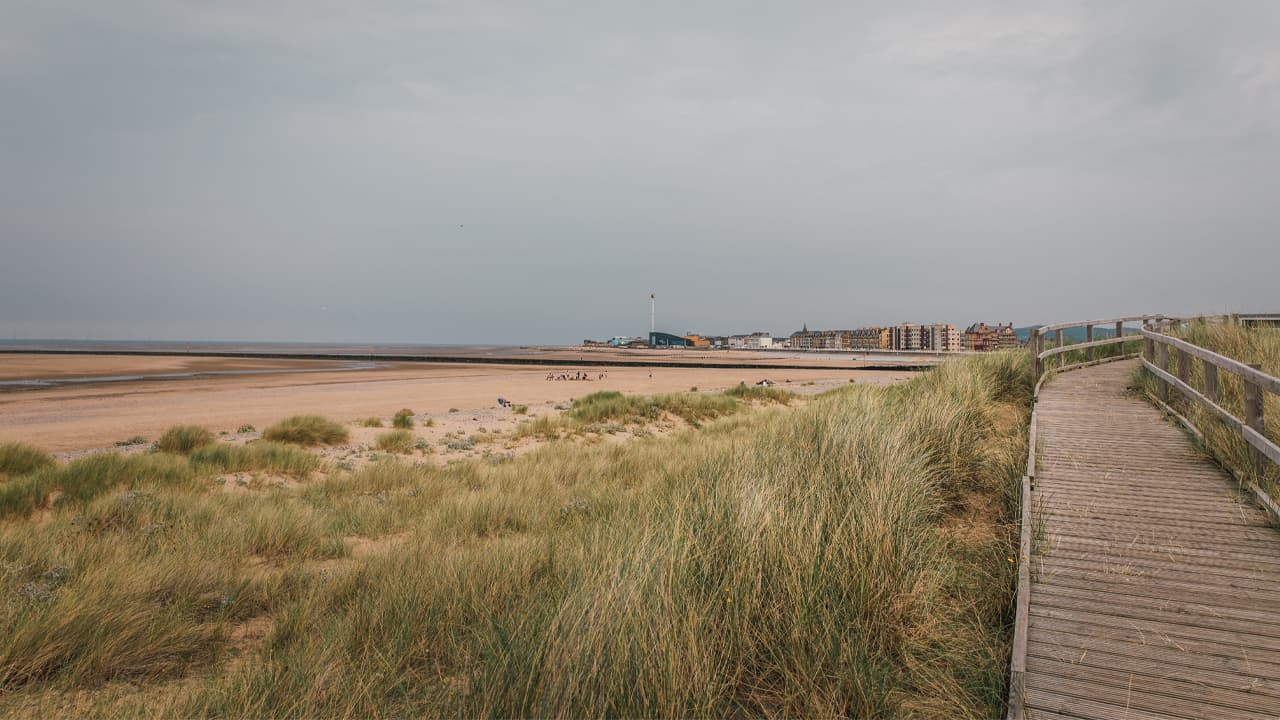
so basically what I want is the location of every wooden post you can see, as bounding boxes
[1176,348,1190,404]
[1116,321,1125,357]
[1204,361,1219,404]
[1055,329,1065,370]
[1157,343,1169,403]
[1031,331,1041,382]
[1245,363,1266,473]
[1086,325,1094,362]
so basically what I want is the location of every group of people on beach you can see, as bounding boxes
[546,371,606,381]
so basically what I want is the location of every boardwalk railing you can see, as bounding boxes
[1028,315,1167,396]
[1140,321,1280,512]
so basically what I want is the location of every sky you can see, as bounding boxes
[2,1,1278,344]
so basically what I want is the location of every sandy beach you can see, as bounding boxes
[0,354,915,452]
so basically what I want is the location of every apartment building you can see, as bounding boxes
[891,323,962,351]
[963,322,1019,351]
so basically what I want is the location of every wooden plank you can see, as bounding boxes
[1031,614,1280,668]
[1025,675,1275,720]
[1025,656,1280,715]
[1029,625,1280,678]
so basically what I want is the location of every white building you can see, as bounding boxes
[728,332,774,349]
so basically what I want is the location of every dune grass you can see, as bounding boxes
[568,390,740,426]
[0,443,55,478]
[155,426,215,455]
[375,430,415,454]
[1134,320,1280,494]
[261,416,349,446]
[724,381,795,404]
[359,417,383,428]
[392,409,414,429]
[189,442,320,477]
[0,352,1030,718]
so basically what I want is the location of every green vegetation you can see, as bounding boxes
[375,430,415,454]
[724,381,795,404]
[155,426,215,455]
[360,417,383,428]
[511,404,528,415]
[261,416,349,446]
[190,442,319,477]
[0,443,54,478]
[0,352,1030,717]
[1134,320,1280,494]
[568,390,739,426]
[392,409,415,429]
[114,436,148,447]
[236,425,256,434]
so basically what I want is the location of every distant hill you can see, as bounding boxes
[1014,326,1119,343]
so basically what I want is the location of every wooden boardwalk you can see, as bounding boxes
[1022,359,1280,720]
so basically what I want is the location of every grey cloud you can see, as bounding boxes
[2,1,1277,343]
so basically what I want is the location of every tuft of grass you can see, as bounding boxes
[113,436,148,448]
[190,442,319,477]
[262,416,349,446]
[689,385,698,392]
[392,410,415,429]
[568,390,738,426]
[0,442,55,477]
[724,381,795,404]
[512,415,563,441]
[360,418,383,428]
[156,426,215,455]
[512,405,528,415]
[375,430,415,454]
[237,424,256,434]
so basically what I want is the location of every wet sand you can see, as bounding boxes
[0,354,916,452]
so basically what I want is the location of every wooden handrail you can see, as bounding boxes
[1141,327,1279,475]
[1036,333,1141,360]
[1034,314,1168,335]
[1141,329,1280,395]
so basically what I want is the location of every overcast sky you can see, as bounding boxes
[2,2,1277,344]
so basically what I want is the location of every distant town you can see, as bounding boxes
[585,322,1020,352]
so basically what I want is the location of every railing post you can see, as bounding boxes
[1031,331,1041,382]
[1176,348,1190,405]
[1143,321,1154,362]
[1116,321,1125,357]
[1245,363,1266,474]
[1055,329,1065,370]
[1203,361,1219,404]
[1086,324,1094,362]
[1157,342,1169,403]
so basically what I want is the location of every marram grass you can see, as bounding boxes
[0,352,1030,718]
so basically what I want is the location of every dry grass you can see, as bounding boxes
[375,430,415,454]
[155,426,215,455]
[0,353,1030,718]
[261,416,349,446]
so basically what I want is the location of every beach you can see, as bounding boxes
[0,353,915,452]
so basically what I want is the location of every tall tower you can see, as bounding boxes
[650,293,656,335]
